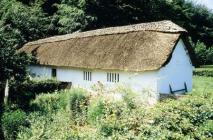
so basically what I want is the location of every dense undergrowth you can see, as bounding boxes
[1,76,212,140]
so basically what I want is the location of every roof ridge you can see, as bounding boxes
[26,20,186,46]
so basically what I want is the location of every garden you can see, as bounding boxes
[1,68,212,140]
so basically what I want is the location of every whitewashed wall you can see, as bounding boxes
[29,66,158,96]
[57,68,158,94]
[157,39,193,94]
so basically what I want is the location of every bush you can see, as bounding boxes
[30,90,70,114]
[30,93,61,114]
[144,95,213,139]
[9,79,67,109]
[68,88,89,124]
[195,120,213,138]
[194,41,213,65]
[87,99,105,125]
[2,109,29,140]
[8,85,213,139]
[17,111,75,140]
[193,69,213,77]
[119,87,137,109]
[97,100,145,137]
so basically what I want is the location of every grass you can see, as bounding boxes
[192,76,213,94]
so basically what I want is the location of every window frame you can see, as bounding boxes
[83,71,92,81]
[107,72,119,83]
[51,68,57,78]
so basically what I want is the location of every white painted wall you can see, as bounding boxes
[29,66,158,96]
[157,39,193,94]
[57,68,158,94]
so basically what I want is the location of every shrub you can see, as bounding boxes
[30,93,61,114]
[68,88,89,124]
[193,41,213,65]
[2,109,29,140]
[145,95,213,139]
[97,100,145,137]
[17,111,75,140]
[30,89,71,114]
[87,99,105,125]
[193,69,213,77]
[195,120,213,139]
[9,79,67,109]
[9,83,213,139]
[118,87,137,109]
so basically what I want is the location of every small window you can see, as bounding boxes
[83,71,92,81]
[107,73,119,83]
[52,69,57,78]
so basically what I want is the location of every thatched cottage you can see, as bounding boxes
[19,20,194,96]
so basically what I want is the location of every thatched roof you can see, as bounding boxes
[19,20,187,72]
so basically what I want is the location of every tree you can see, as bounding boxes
[53,0,95,34]
[85,0,163,29]
[0,29,31,101]
[0,28,31,140]
[0,0,52,48]
[85,0,212,48]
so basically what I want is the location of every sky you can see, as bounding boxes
[193,0,213,10]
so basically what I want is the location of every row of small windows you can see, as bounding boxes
[107,73,119,83]
[83,71,120,83]
[83,71,92,81]
[50,69,120,83]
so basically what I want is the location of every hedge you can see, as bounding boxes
[193,69,213,77]
[8,79,69,109]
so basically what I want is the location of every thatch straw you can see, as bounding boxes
[19,20,186,72]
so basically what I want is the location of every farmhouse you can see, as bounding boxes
[19,20,194,96]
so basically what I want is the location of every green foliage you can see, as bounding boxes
[194,68,213,77]
[55,0,94,34]
[68,88,89,124]
[86,0,213,48]
[97,101,145,137]
[206,47,213,65]
[87,99,105,125]
[0,0,50,48]
[9,79,65,109]
[193,41,213,65]
[17,111,75,140]
[193,76,213,96]
[31,93,61,114]
[0,37,31,86]
[118,87,137,109]
[30,90,70,114]
[10,75,213,140]
[196,120,213,138]
[138,94,213,140]
[2,109,29,140]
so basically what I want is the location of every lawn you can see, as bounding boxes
[192,76,213,95]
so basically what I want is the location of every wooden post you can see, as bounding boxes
[169,84,173,94]
[4,80,9,105]
[184,82,188,93]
